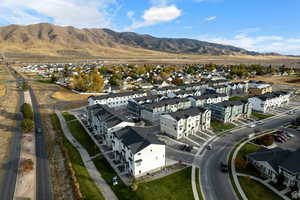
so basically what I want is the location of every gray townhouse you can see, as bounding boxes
[208,100,252,123]
[87,104,135,147]
[247,148,300,197]
[141,98,192,122]
[160,107,211,139]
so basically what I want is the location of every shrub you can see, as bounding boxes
[21,159,34,173]
[235,157,248,170]
[21,119,34,132]
[131,179,139,191]
[256,135,274,146]
[22,103,33,120]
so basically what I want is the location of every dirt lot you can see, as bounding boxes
[0,85,6,96]
[0,65,19,185]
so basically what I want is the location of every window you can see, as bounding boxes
[137,153,141,156]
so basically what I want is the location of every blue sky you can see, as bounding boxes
[1,0,300,55]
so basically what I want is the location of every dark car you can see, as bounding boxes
[220,162,229,173]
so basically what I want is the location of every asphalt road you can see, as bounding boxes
[0,66,24,200]
[29,87,52,200]
[198,110,300,200]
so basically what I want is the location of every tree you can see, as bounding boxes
[22,82,29,91]
[235,157,248,169]
[256,135,274,146]
[21,158,34,173]
[88,69,104,92]
[172,78,184,86]
[109,74,120,86]
[22,103,33,120]
[21,119,34,132]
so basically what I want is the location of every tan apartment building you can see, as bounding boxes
[249,84,272,96]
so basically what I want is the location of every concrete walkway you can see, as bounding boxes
[237,173,291,200]
[56,111,118,200]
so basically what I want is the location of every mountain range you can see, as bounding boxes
[0,23,277,59]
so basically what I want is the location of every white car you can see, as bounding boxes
[249,123,256,128]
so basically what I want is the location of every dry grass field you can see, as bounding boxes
[236,75,300,87]
[51,87,90,102]
[0,65,18,184]
[0,85,6,96]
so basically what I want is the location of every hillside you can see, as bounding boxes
[0,23,262,59]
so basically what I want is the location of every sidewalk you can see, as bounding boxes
[56,111,118,200]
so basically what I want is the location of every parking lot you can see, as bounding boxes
[275,127,300,151]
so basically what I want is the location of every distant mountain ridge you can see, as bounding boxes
[0,23,275,58]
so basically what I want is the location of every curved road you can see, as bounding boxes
[196,109,300,200]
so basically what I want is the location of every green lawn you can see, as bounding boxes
[211,121,236,133]
[137,167,194,200]
[51,114,105,200]
[252,112,274,120]
[62,112,77,122]
[64,114,195,200]
[238,177,282,200]
[229,96,247,101]
[66,120,100,156]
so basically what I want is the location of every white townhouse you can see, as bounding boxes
[179,81,209,92]
[87,104,135,147]
[141,98,192,122]
[229,81,249,95]
[189,94,229,107]
[111,126,165,177]
[88,91,148,108]
[248,91,290,113]
[160,107,211,139]
[151,86,181,95]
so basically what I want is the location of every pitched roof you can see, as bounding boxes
[143,98,190,109]
[89,91,147,100]
[255,91,289,101]
[169,107,209,121]
[247,148,291,171]
[114,126,163,154]
[215,100,245,108]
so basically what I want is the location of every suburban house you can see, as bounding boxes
[87,104,135,147]
[248,91,290,113]
[249,84,272,96]
[88,91,148,108]
[208,100,252,123]
[208,79,229,87]
[160,107,211,139]
[111,126,166,177]
[247,148,300,197]
[141,98,192,122]
[189,94,229,107]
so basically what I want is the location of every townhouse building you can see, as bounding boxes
[189,94,229,107]
[208,100,252,123]
[111,126,165,177]
[206,85,230,95]
[88,91,148,108]
[179,82,209,92]
[160,107,211,139]
[229,81,249,95]
[249,84,272,96]
[141,98,192,122]
[248,91,290,113]
[151,86,181,95]
[208,79,229,87]
[87,104,135,147]
[247,148,300,197]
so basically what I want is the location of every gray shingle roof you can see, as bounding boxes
[169,107,209,121]
[114,126,163,154]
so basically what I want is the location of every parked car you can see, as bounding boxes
[220,162,229,173]
[249,123,256,128]
[256,121,264,125]
[207,144,212,150]
[286,132,295,138]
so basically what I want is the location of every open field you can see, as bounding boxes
[236,75,300,87]
[52,87,90,102]
[0,65,19,187]
[0,85,6,96]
